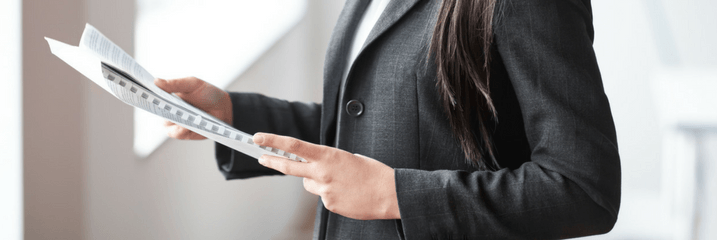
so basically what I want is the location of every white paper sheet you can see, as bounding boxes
[45,23,304,162]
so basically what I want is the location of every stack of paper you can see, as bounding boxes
[46,24,304,162]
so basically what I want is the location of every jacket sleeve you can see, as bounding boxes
[394,0,621,238]
[215,92,321,180]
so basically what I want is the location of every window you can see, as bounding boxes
[134,0,307,157]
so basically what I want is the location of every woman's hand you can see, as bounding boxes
[154,77,233,140]
[253,133,401,220]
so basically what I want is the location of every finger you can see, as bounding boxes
[154,77,204,94]
[167,125,190,139]
[253,133,326,160]
[258,155,312,178]
[163,120,176,127]
[303,178,320,196]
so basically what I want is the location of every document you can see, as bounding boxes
[46,23,304,162]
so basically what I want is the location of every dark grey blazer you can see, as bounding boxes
[215,0,621,239]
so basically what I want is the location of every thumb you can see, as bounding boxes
[155,77,204,94]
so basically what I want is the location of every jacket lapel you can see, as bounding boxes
[321,0,370,145]
[320,0,424,145]
[362,0,423,50]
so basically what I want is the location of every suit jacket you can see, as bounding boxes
[214,0,621,239]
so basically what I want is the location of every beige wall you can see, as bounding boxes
[23,0,344,239]
[23,0,86,238]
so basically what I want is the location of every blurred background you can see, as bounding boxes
[1,0,716,239]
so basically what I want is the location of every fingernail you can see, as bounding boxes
[253,134,264,144]
[258,156,267,165]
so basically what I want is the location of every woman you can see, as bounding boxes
[157,0,621,239]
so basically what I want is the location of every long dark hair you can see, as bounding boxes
[430,0,499,170]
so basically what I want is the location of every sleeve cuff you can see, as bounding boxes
[214,141,282,180]
[213,92,282,180]
[394,168,461,239]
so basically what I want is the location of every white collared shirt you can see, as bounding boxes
[341,0,392,82]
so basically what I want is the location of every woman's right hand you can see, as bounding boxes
[154,77,233,140]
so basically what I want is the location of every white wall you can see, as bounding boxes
[586,0,717,239]
[0,0,23,239]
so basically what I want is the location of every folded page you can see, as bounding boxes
[101,63,303,162]
[45,23,304,162]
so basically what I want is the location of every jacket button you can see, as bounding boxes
[346,100,364,117]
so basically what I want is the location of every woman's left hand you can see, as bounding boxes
[253,133,401,220]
